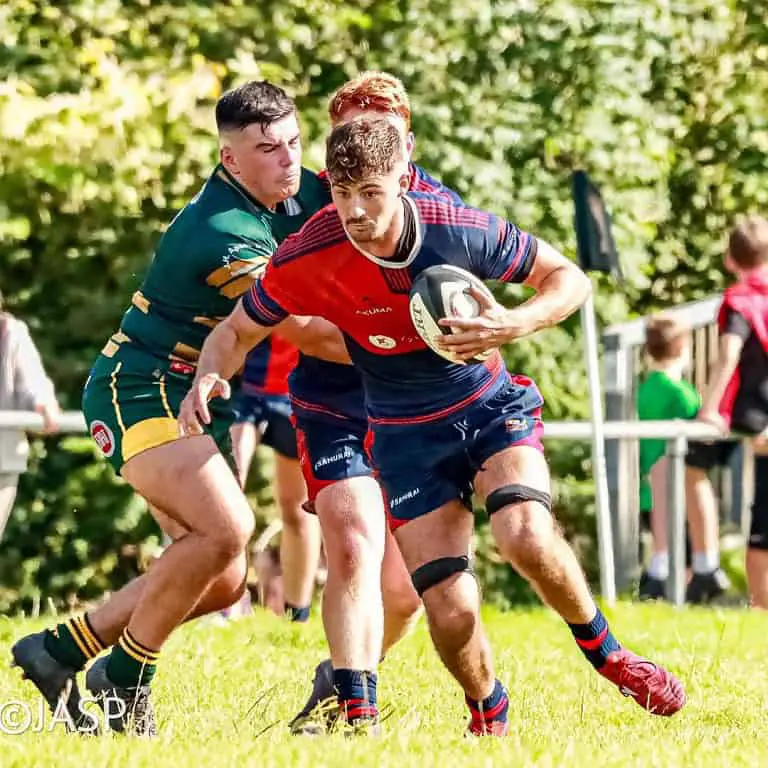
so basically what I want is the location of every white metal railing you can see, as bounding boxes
[0,410,724,440]
[0,411,746,607]
[0,411,87,431]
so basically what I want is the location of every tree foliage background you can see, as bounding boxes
[1,1,766,611]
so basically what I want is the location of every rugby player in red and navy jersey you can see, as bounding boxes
[181,119,686,733]
[281,73,465,732]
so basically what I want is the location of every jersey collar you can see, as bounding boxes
[346,195,422,269]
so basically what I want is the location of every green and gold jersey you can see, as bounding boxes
[112,165,330,364]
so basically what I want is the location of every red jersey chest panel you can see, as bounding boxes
[302,245,427,355]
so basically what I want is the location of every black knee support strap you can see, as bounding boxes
[410,556,472,597]
[486,484,552,516]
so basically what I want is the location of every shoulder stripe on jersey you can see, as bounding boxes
[496,218,507,246]
[275,230,348,267]
[410,179,456,201]
[415,199,490,229]
[409,174,443,194]
[416,199,488,223]
[273,207,345,266]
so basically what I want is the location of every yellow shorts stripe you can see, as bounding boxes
[158,375,173,418]
[109,362,126,435]
[122,417,180,463]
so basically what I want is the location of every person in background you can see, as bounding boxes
[695,215,768,608]
[0,291,60,542]
[231,337,321,623]
[636,314,730,603]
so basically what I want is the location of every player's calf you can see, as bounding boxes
[380,552,422,655]
[486,484,685,716]
[418,570,494,701]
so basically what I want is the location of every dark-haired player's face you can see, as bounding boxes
[332,166,409,244]
[219,113,302,209]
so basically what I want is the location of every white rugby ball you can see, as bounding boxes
[408,264,494,365]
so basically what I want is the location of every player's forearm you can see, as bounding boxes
[505,264,591,337]
[277,316,351,364]
[196,318,265,382]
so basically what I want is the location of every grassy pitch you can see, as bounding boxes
[0,602,766,767]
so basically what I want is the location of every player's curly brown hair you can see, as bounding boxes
[325,119,404,185]
[328,71,411,128]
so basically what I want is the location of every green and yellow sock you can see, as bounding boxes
[106,629,159,688]
[44,614,105,671]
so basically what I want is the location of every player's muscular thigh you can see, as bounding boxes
[122,435,252,539]
[393,499,474,572]
[474,445,551,502]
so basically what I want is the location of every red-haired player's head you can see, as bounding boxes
[328,71,415,160]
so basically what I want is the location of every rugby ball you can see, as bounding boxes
[409,264,495,365]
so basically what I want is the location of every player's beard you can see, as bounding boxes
[345,219,377,243]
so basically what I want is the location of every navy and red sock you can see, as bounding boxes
[333,668,378,724]
[568,608,620,669]
[466,678,509,734]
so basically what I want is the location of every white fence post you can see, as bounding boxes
[665,435,688,606]
[603,336,639,592]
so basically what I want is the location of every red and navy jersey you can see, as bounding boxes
[288,163,463,425]
[244,192,536,423]
[716,269,768,429]
[407,164,463,203]
[242,336,298,396]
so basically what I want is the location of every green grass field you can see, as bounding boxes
[0,603,765,767]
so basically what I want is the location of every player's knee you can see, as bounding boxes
[424,590,478,650]
[495,501,558,574]
[207,514,254,566]
[210,556,249,608]
[327,524,382,583]
[279,493,312,530]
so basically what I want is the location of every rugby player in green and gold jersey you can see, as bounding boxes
[12,81,345,735]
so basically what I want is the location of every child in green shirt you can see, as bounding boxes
[636,314,729,601]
